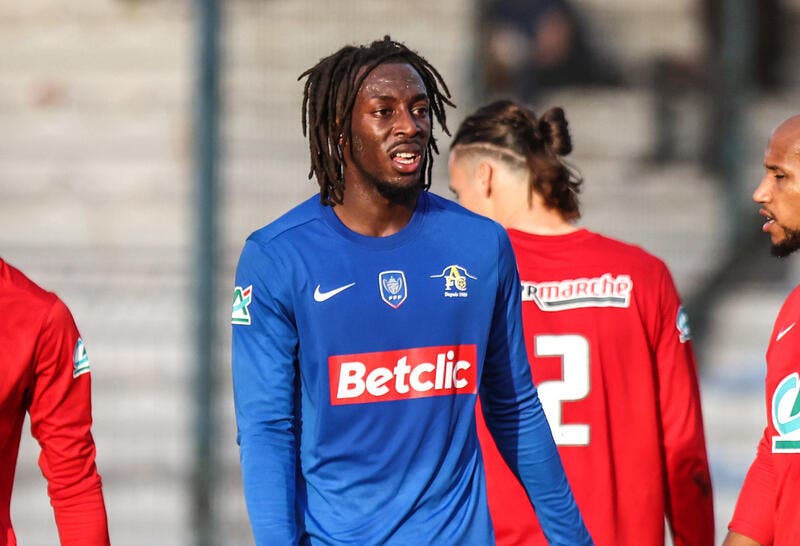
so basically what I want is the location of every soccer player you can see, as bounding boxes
[1,257,110,546]
[449,99,713,545]
[724,114,800,546]
[231,37,591,545]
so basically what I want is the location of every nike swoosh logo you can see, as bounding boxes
[313,282,356,302]
[777,322,796,341]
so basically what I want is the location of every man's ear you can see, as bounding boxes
[476,161,493,198]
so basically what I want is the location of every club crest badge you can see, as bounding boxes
[676,305,692,343]
[379,270,407,309]
[232,285,253,325]
[772,372,800,452]
[73,338,91,378]
[430,265,477,298]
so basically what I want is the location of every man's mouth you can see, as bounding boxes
[390,148,422,173]
[760,209,776,232]
[393,152,418,165]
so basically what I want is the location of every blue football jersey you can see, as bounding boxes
[231,191,591,545]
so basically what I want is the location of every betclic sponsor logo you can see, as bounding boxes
[329,344,477,405]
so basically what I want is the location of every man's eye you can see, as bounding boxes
[375,109,391,117]
[414,107,429,117]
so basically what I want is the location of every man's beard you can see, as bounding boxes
[771,225,800,257]
[351,148,425,207]
[373,177,423,205]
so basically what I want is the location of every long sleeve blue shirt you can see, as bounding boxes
[231,191,591,545]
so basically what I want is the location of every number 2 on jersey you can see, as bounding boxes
[534,334,590,446]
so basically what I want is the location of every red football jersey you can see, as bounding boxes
[476,229,713,546]
[729,284,800,545]
[0,258,109,546]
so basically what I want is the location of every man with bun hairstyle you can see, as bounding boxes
[231,39,591,546]
[449,99,713,545]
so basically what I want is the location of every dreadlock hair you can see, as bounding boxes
[450,99,583,220]
[299,36,454,206]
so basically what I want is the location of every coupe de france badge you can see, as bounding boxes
[430,265,476,298]
[232,285,253,325]
[379,270,407,309]
[73,338,91,378]
[676,305,692,343]
[772,372,800,452]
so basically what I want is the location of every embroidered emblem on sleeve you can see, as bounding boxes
[232,285,253,325]
[73,338,91,378]
[676,305,691,343]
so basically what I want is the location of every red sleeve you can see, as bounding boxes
[655,267,715,546]
[728,431,776,545]
[28,298,110,546]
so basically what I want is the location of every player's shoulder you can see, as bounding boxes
[425,191,493,222]
[0,258,74,332]
[424,192,507,238]
[781,283,800,310]
[0,258,59,307]
[590,231,670,274]
[246,194,322,248]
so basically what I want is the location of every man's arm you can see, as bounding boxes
[722,531,762,546]
[654,266,714,546]
[232,239,300,545]
[28,298,109,546]
[479,228,592,546]
[727,432,776,546]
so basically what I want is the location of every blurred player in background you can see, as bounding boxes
[480,0,620,102]
[231,37,591,545]
[449,99,713,545]
[724,114,800,546]
[0,258,110,546]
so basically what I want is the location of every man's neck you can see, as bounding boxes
[502,202,577,236]
[332,185,420,237]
